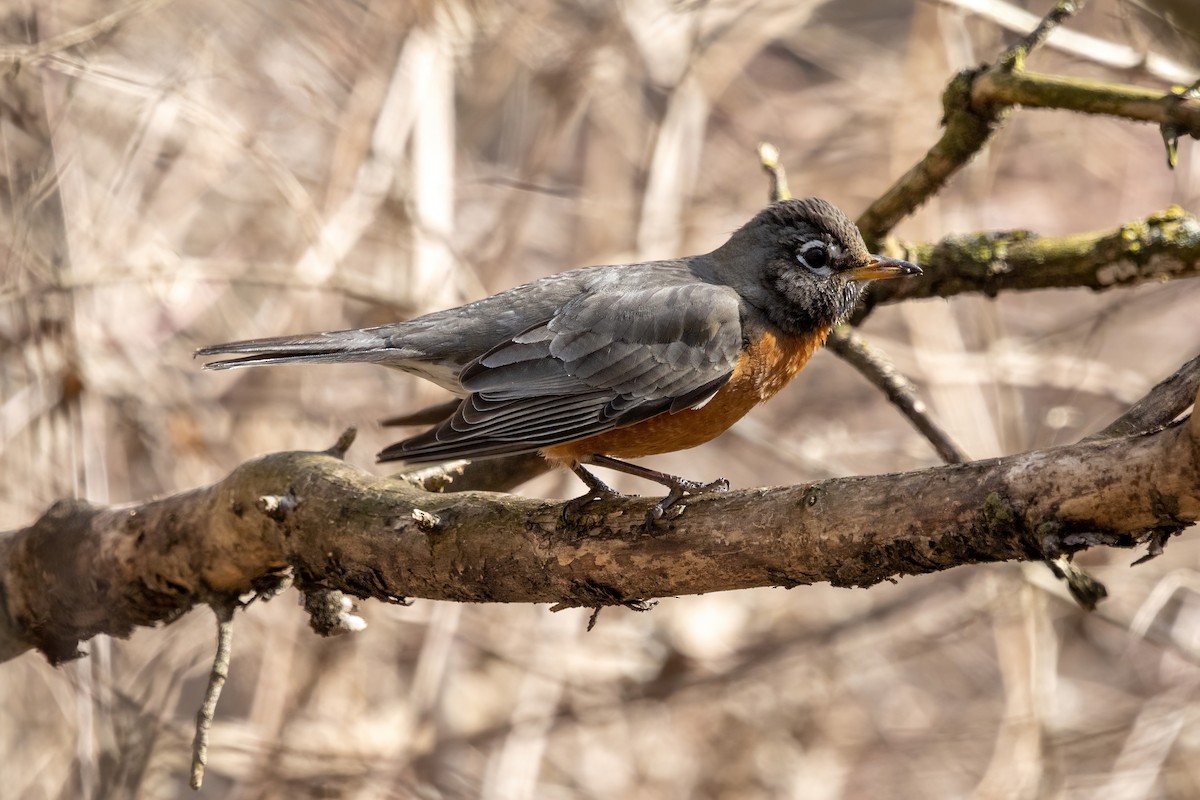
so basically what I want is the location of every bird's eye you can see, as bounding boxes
[796,243,830,274]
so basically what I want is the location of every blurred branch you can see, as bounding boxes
[860,206,1200,313]
[1086,352,1200,440]
[0,270,422,316]
[2,380,1197,666]
[825,327,970,464]
[757,142,791,204]
[932,0,1195,85]
[0,0,175,64]
[856,0,1200,242]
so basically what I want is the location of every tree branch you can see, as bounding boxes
[970,67,1200,133]
[2,379,1197,665]
[1086,352,1200,440]
[860,207,1200,313]
[855,0,1200,242]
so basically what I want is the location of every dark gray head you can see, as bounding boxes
[707,197,920,335]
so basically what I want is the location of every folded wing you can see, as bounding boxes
[381,275,743,463]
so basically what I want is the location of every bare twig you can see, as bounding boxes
[1163,79,1200,169]
[825,327,970,464]
[190,599,236,790]
[998,0,1082,67]
[1086,352,1200,441]
[932,0,1194,84]
[757,142,791,203]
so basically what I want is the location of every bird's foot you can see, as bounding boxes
[647,476,729,523]
[562,464,624,523]
[562,487,623,521]
[567,458,729,526]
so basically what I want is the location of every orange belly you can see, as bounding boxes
[542,326,829,463]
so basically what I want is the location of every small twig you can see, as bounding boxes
[324,427,357,459]
[1162,78,1200,169]
[826,328,970,464]
[1046,554,1108,610]
[1086,353,1200,441]
[758,142,792,202]
[932,0,1193,84]
[190,599,237,790]
[998,0,1083,68]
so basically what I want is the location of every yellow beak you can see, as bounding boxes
[842,255,922,282]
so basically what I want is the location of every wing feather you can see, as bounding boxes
[384,269,744,463]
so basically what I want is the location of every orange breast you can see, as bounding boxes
[542,326,829,463]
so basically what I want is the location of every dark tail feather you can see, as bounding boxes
[380,398,461,427]
[196,329,399,370]
[377,436,543,464]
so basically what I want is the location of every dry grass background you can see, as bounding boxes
[3,0,1200,797]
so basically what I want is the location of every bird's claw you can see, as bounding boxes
[562,489,618,522]
[646,477,729,523]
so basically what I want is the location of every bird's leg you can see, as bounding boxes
[561,462,624,520]
[583,455,729,521]
[570,462,619,496]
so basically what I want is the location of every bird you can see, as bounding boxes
[197,198,921,518]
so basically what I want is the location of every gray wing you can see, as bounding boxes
[380,276,743,463]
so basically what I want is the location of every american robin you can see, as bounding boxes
[197,198,920,517]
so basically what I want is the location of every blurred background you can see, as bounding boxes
[3,0,1200,797]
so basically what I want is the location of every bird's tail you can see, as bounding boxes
[196,329,401,370]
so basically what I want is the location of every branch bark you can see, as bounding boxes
[861,207,1200,312]
[3,384,1197,665]
[971,67,1200,133]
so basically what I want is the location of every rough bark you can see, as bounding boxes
[862,208,1200,312]
[2,394,1197,665]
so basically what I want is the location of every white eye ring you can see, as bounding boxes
[797,242,833,276]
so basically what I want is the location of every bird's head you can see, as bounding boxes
[708,197,920,335]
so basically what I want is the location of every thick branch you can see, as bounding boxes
[2,394,1198,665]
[971,68,1200,133]
[861,207,1200,312]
